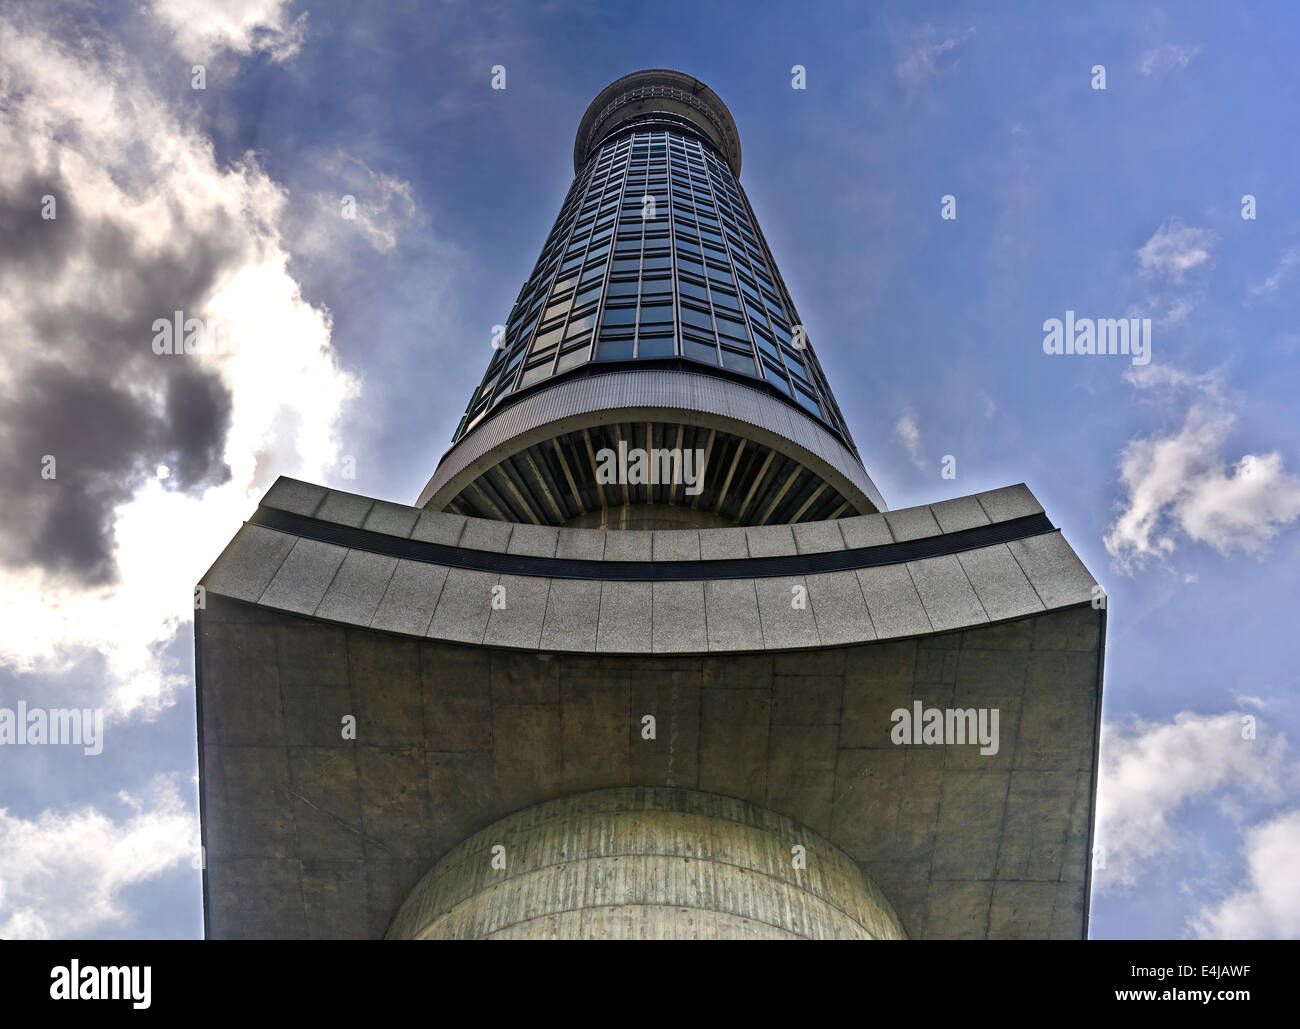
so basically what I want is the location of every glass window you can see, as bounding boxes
[596,336,634,360]
[680,305,713,331]
[602,305,637,327]
[638,303,673,325]
[720,346,756,375]
[512,316,538,348]
[711,286,740,310]
[677,277,708,302]
[682,335,718,363]
[518,359,553,388]
[566,312,597,337]
[533,324,564,351]
[702,242,728,263]
[706,265,735,287]
[637,334,674,358]
[715,314,750,341]
[543,297,571,322]
[555,342,590,373]
[762,360,792,394]
[793,386,821,417]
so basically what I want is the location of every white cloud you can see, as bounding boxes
[1189,809,1300,939]
[1096,711,1289,890]
[1250,246,1300,296]
[1137,218,1215,283]
[0,776,196,938]
[148,0,307,62]
[895,25,976,91]
[0,9,358,716]
[1139,43,1201,76]
[1160,297,1194,326]
[892,410,927,472]
[292,150,418,257]
[1104,368,1300,570]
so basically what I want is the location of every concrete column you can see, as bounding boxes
[387,786,906,940]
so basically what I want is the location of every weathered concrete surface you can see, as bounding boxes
[196,479,1103,940]
[197,597,1101,940]
[386,787,905,939]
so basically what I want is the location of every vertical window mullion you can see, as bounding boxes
[593,134,635,360]
[700,150,754,372]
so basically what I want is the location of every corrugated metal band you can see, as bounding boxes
[417,368,888,514]
[248,507,1055,582]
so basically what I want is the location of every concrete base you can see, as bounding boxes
[195,478,1104,940]
[387,787,905,939]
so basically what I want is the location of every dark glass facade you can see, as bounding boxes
[455,121,856,453]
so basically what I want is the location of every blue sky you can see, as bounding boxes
[0,0,1297,939]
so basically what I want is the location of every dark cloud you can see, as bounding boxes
[0,165,238,586]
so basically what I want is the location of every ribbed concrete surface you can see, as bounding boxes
[416,369,886,515]
[387,787,905,940]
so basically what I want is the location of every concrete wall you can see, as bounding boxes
[198,597,1100,939]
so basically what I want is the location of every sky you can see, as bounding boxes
[0,0,1297,940]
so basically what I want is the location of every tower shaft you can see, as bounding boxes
[421,70,884,528]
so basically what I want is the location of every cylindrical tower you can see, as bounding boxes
[386,788,906,940]
[195,68,1107,944]
[419,69,885,529]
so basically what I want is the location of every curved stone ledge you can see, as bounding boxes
[200,478,1092,656]
[263,476,1041,559]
